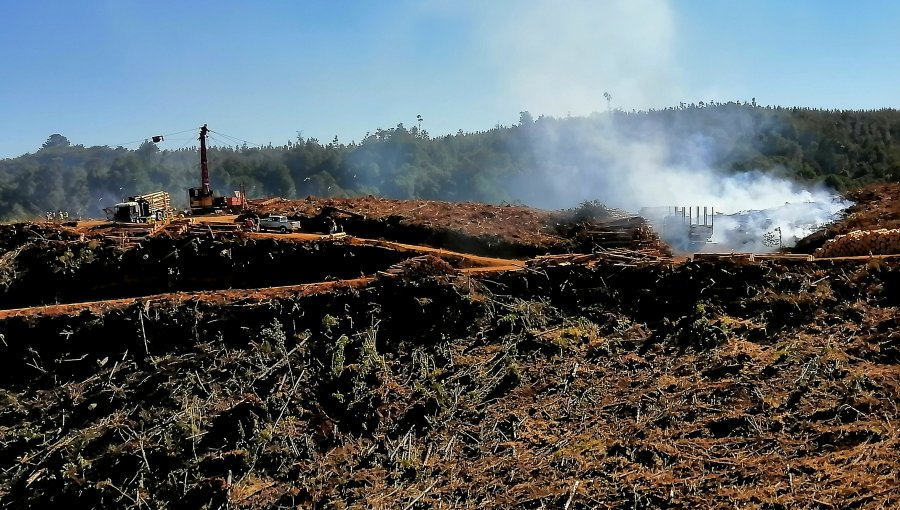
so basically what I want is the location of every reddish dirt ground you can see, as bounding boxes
[841,183,900,232]
[250,196,565,248]
[0,278,373,320]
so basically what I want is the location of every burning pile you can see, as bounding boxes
[814,228,900,257]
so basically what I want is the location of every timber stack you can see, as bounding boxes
[814,228,900,257]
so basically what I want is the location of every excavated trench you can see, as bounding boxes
[0,235,413,310]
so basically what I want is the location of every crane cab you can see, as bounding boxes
[189,186,215,213]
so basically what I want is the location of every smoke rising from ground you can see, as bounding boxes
[502,112,848,252]
[465,0,848,251]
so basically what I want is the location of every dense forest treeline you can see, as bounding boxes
[2,103,900,219]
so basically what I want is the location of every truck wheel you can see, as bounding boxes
[280,226,288,233]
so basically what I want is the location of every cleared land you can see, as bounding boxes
[0,188,898,508]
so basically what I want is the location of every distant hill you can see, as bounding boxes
[2,103,899,220]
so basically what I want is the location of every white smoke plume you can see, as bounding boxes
[462,0,849,252]
[503,113,849,252]
[467,0,683,115]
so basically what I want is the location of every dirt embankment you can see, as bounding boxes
[0,257,898,508]
[841,183,900,231]
[0,232,410,310]
[247,196,661,258]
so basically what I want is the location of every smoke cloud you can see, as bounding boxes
[501,113,848,252]
[469,0,683,115]
[464,0,848,252]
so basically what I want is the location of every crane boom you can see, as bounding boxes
[199,124,210,193]
[188,123,246,215]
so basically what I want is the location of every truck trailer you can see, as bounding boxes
[106,191,174,223]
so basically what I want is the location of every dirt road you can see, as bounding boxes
[0,278,373,319]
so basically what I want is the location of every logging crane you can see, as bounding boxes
[188,124,246,215]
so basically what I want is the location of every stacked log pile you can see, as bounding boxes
[377,254,456,279]
[583,217,657,248]
[102,223,157,246]
[693,253,815,262]
[529,248,673,268]
[814,228,900,258]
[153,219,191,237]
[563,215,664,255]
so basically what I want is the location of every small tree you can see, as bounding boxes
[41,134,71,150]
[518,111,534,126]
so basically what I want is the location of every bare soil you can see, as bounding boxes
[246,196,659,258]
[841,183,900,231]
[251,196,562,248]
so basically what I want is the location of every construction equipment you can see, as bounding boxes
[188,124,246,215]
[105,191,174,223]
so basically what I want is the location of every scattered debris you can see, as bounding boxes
[0,190,898,508]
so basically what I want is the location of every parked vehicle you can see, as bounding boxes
[258,215,301,233]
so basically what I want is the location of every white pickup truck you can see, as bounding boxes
[257,215,302,233]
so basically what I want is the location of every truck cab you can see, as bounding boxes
[111,201,141,223]
[105,191,172,223]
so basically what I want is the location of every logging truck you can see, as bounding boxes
[105,191,174,223]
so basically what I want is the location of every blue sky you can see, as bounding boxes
[2,0,899,158]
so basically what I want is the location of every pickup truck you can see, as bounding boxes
[257,215,302,233]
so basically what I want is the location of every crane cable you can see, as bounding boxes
[108,127,199,149]
[208,129,266,149]
[110,127,266,151]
